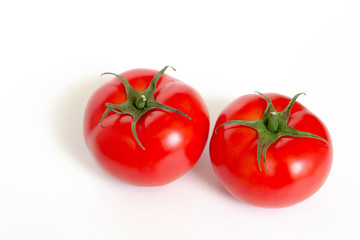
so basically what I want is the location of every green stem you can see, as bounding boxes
[267,112,279,133]
[99,66,191,150]
[216,92,328,171]
[134,95,147,110]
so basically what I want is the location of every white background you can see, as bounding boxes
[1,1,359,239]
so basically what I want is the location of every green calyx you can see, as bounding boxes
[215,92,328,171]
[100,66,191,150]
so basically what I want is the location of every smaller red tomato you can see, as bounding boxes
[210,92,332,208]
[84,66,209,186]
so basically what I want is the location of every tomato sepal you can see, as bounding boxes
[99,66,191,150]
[215,92,328,171]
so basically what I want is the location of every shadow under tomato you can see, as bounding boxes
[190,96,240,202]
[53,75,108,179]
[191,144,232,196]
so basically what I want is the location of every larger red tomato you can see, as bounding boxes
[210,92,332,208]
[84,67,209,186]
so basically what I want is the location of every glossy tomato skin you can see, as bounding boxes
[84,69,209,186]
[210,93,332,208]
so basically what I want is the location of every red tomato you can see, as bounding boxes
[210,93,332,208]
[84,67,209,186]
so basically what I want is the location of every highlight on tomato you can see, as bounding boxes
[84,66,209,186]
[209,92,332,208]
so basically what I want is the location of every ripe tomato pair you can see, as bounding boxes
[84,67,332,208]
